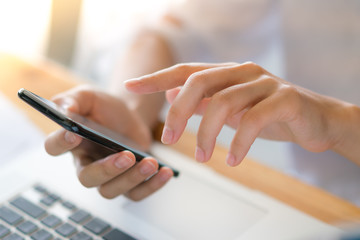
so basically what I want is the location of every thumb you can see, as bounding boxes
[52,96,80,114]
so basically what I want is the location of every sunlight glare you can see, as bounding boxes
[0,0,52,58]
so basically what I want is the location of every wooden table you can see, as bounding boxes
[1,53,360,225]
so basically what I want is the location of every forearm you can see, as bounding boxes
[108,28,175,129]
[331,102,360,165]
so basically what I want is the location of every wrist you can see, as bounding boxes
[331,102,360,165]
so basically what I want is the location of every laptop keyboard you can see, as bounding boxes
[0,185,136,240]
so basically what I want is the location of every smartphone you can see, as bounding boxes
[18,88,179,177]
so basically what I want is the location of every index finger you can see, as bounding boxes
[124,63,235,93]
[45,128,82,156]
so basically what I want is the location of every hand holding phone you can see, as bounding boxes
[18,88,179,177]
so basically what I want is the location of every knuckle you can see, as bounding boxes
[186,72,208,88]
[99,165,114,180]
[258,76,279,86]
[242,111,261,128]
[196,130,209,147]
[280,85,302,106]
[278,86,304,117]
[173,63,190,74]
[167,104,183,120]
[244,61,261,70]
[244,61,257,68]
[231,136,243,149]
[127,171,143,185]
[211,91,231,107]
[223,61,238,66]
[208,92,232,115]
[238,61,265,74]
[281,85,300,98]
[94,159,121,183]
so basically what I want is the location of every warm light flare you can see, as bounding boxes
[0,0,52,58]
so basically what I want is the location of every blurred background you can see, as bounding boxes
[1,0,360,206]
[0,0,171,76]
[0,0,52,59]
[1,0,359,101]
[1,0,359,95]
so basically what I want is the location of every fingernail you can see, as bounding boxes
[64,131,76,144]
[140,161,156,175]
[124,78,141,87]
[60,100,72,110]
[195,147,206,163]
[124,78,140,82]
[161,126,174,144]
[226,153,237,167]
[59,98,76,111]
[114,155,133,169]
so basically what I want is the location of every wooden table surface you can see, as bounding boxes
[1,54,360,225]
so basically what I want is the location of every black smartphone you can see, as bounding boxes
[18,88,179,177]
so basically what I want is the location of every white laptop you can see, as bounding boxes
[0,144,344,240]
[0,93,342,240]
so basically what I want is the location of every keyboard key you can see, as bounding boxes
[41,193,61,206]
[33,185,48,194]
[10,197,46,219]
[41,214,62,228]
[70,231,93,240]
[3,233,24,240]
[48,193,60,201]
[69,210,91,224]
[40,196,57,206]
[55,223,77,237]
[102,228,136,240]
[31,229,53,240]
[0,206,23,225]
[0,224,10,238]
[83,217,110,235]
[17,220,38,235]
[62,201,77,210]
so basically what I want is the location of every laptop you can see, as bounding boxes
[0,142,343,240]
[0,93,341,240]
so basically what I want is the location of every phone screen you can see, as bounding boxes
[18,88,179,177]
